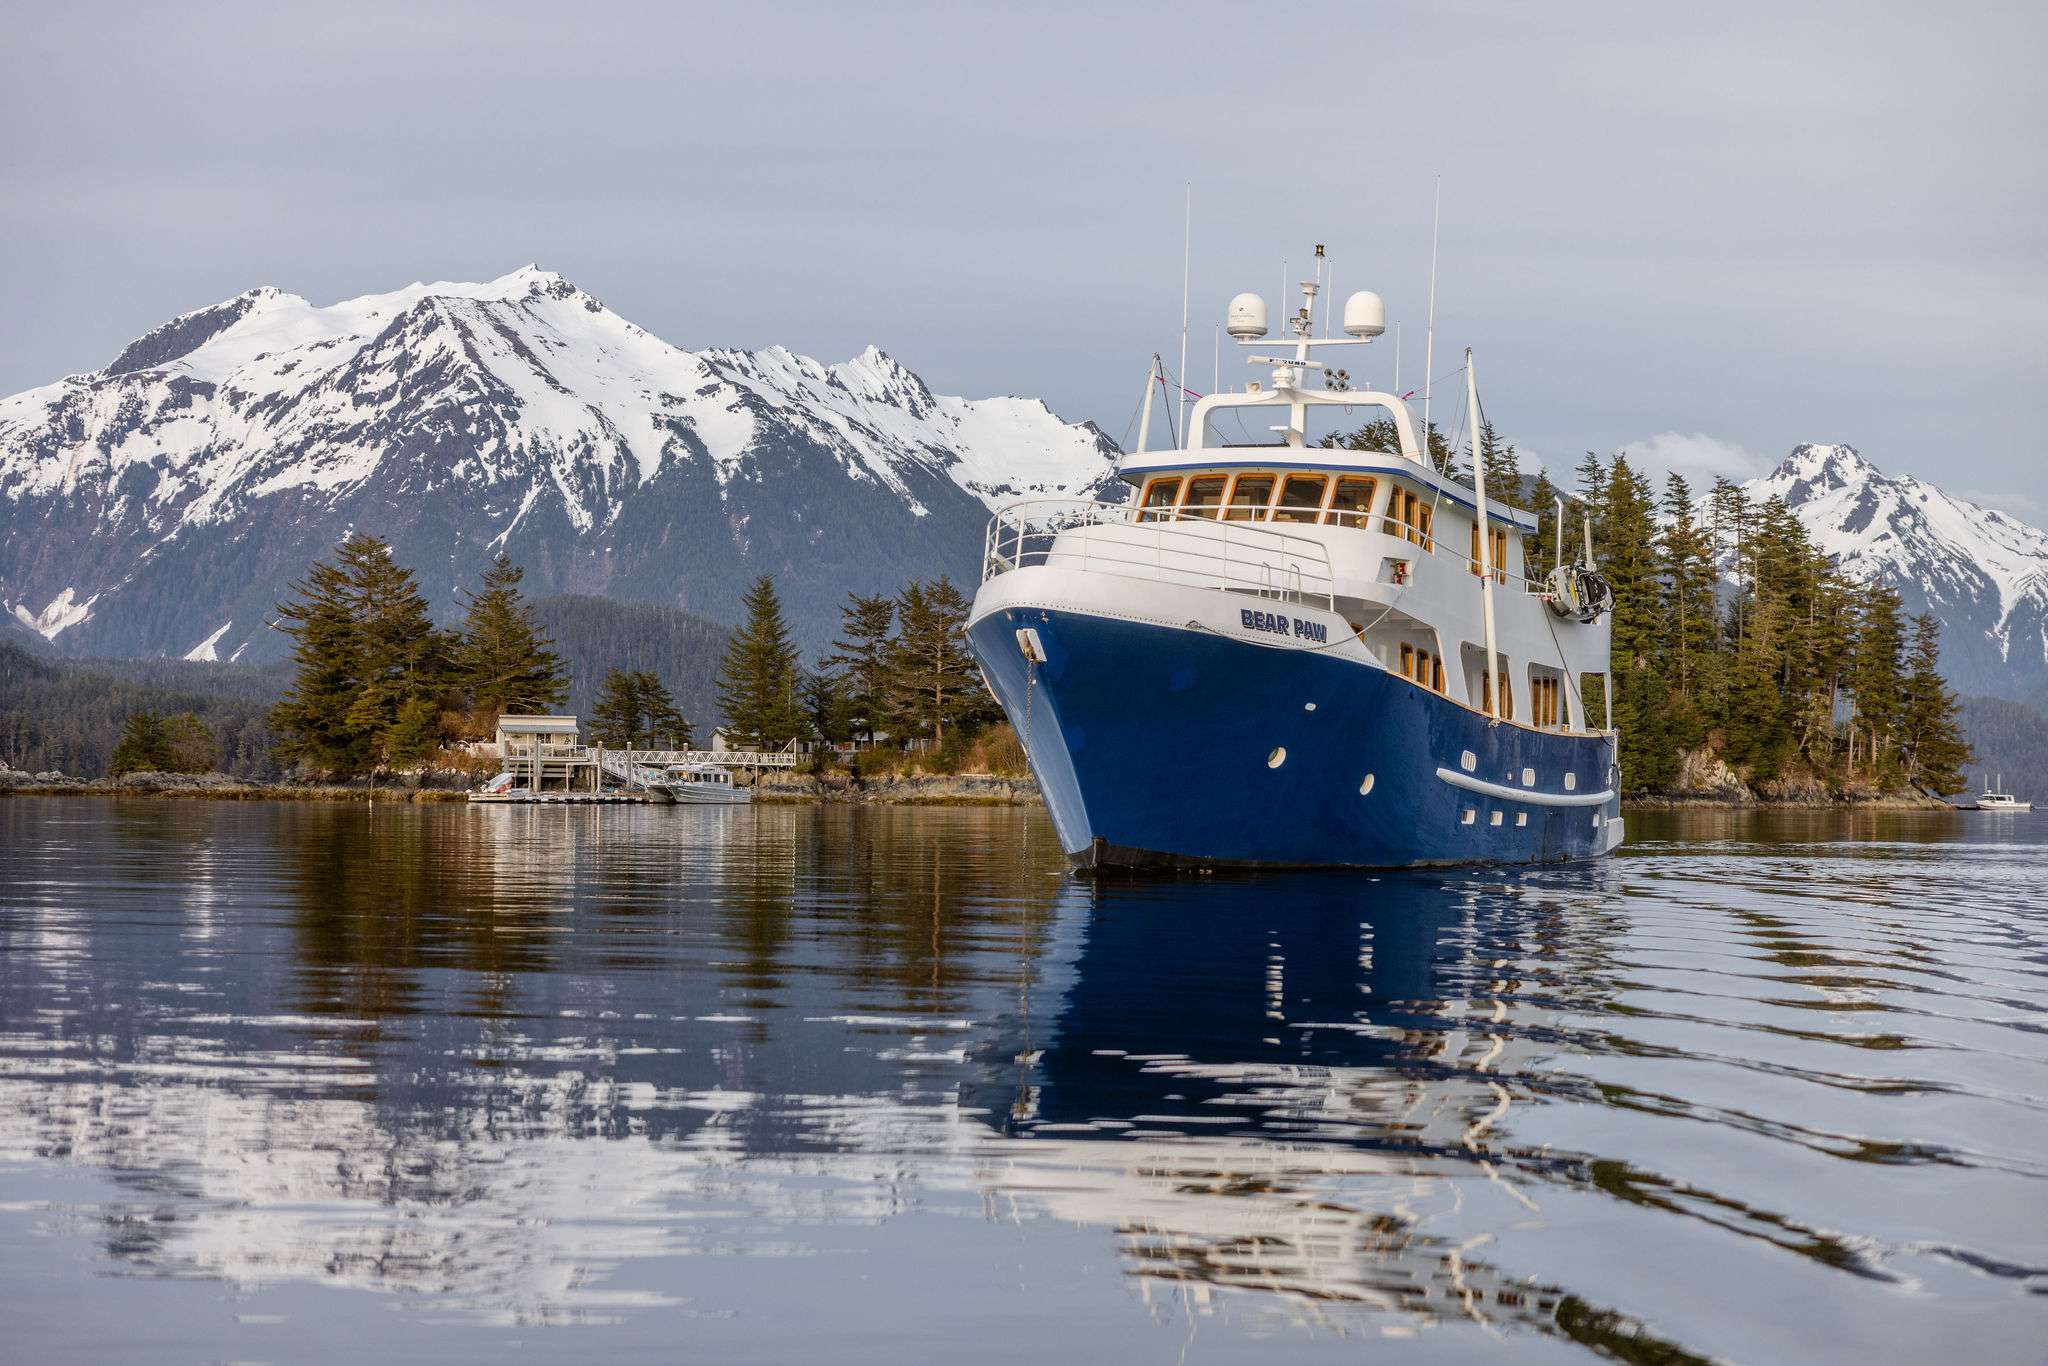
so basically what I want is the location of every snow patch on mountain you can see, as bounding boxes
[10,588,97,640]
[183,621,233,662]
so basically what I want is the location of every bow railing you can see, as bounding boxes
[984,499,1337,611]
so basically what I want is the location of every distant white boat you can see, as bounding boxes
[1976,775,2032,812]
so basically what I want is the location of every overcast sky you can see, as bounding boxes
[4,2,2043,516]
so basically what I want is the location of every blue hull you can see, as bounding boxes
[970,606,1619,870]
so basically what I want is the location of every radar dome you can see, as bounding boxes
[1226,292,1267,340]
[1342,291,1386,339]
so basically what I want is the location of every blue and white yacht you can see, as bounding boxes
[968,264,1622,870]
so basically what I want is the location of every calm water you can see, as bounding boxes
[1,799,2044,1363]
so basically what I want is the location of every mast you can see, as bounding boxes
[1420,178,1441,469]
[1177,184,1192,451]
[1135,355,1161,454]
[1468,347,1501,722]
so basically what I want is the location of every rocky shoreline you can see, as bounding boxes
[0,769,471,802]
[751,772,1043,805]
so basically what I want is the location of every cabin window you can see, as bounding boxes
[1530,673,1562,727]
[1224,473,1275,521]
[1468,525,1510,583]
[1272,473,1329,524]
[1138,477,1181,522]
[1480,669,1516,721]
[1325,476,1377,528]
[1384,488,1432,547]
[1182,474,1227,518]
[1398,643,1445,693]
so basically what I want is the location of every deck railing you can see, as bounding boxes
[984,499,1337,611]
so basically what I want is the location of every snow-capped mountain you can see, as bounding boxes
[0,267,1120,660]
[1740,444,2048,699]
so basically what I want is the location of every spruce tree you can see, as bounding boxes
[1899,613,1971,794]
[825,592,897,744]
[1526,465,1564,578]
[456,553,567,718]
[590,668,642,747]
[716,575,806,749]
[886,576,981,742]
[801,659,855,747]
[632,671,691,748]
[270,538,374,775]
[338,536,448,767]
[1846,582,1907,777]
[1478,421,1524,507]
[383,697,442,768]
[109,711,171,776]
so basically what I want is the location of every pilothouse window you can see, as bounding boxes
[1271,473,1328,524]
[1327,476,1377,529]
[1182,475,1227,518]
[1138,477,1181,522]
[1224,473,1275,521]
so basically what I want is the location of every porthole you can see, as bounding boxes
[1267,746,1287,769]
[1592,811,1603,827]
[1460,808,1476,826]
[1489,811,1503,827]
[1460,750,1477,773]
[1303,702,1317,712]
[1521,767,1535,786]
[1564,773,1578,791]
[1515,812,1528,828]
[1359,773,1375,795]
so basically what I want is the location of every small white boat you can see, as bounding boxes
[659,764,751,805]
[1976,775,2032,811]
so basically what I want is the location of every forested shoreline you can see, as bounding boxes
[0,444,2002,802]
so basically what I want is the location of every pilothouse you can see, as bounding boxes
[967,249,1623,869]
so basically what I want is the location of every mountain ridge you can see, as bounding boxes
[0,267,1120,660]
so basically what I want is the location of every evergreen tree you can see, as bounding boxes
[456,553,567,718]
[109,710,218,776]
[1478,421,1524,506]
[270,538,375,775]
[716,575,806,749]
[383,697,442,768]
[109,711,170,776]
[801,659,856,747]
[341,536,445,763]
[824,592,897,744]
[632,670,692,748]
[1526,465,1564,578]
[590,668,642,747]
[1845,581,1907,778]
[886,576,981,742]
[1899,613,1971,794]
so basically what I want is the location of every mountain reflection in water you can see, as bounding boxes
[1,798,2044,1363]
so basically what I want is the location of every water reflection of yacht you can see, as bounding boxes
[962,869,1676,1344]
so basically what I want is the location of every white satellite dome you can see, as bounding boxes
[1226,292,1268,340]
[1342,291,1386,339]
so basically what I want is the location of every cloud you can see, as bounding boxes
[1619,432,1773,486]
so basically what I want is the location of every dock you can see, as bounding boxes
[470,715,795,804]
